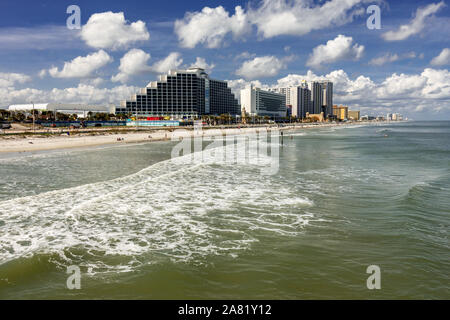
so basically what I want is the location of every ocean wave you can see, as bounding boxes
[0,143,315,274]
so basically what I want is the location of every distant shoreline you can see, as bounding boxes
[0,121,386,154]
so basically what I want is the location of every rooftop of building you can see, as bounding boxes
[244,84,286,96]
[145,67,227,88]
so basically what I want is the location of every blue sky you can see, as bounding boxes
[0,0,449,119]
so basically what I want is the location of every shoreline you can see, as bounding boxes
[0,121,384,154]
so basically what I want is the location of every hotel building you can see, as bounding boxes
[289,82,311,119]
[271,87,292,106]
[348,110,360,121]
[275,80,333,119]
[309,81,333,117]
[241,85,286,118]
[115,67,239,119]
[273,81,312,119]
[309,82,323,114]
[333,105,349,121]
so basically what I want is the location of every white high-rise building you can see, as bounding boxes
[241,85,286,118]
[271,87,292,106]
[289,82,311,118]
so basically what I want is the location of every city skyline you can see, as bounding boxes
[0,0,449,120]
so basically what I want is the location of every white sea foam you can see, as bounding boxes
[0,140,154,163]
[285,132,307,137]
[0,144,315,273]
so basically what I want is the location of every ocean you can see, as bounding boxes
[0,121,449,299]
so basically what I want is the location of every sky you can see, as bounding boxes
[0,0,449,119]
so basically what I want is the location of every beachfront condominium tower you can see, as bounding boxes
[309,81,333,117]
[241,85,286,118]
[309,81,323,114]
[115,67,240,119]
[321,81,333,118]
[289,82,312,119]
[271,87,292,106]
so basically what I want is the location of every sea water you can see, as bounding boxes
[0,121,448,299]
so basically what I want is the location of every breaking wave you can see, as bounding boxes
[0,144,315,274]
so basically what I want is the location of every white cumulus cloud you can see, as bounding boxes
[430,48,450,66]
[236,55,292,80]
[150,52,183,74]
[249,0,366,39]
[377,73,428,96]
[225,78,266,102]
[0,72,31,88]
[38,69,47,78]
[173,1,369,48]
[174,6,251,48]
[0,84,138,105]
[369,53,400,66]
[306,35,364,69]
[382,1,445,41]
[234,52,256,60]
[81,11,150,50]
[420,68,450,99]
[48,50,113,79]
[112,49,183,83]
[369,52,418,66]
[111,49,152,83]
[189,57,215,73]
[81,77,106,87]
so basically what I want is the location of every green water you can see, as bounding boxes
[0,121,449,299]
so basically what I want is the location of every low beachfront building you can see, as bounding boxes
[8,103,115,118]
[333,105,349,121]
[241,85,286,119]
[348,110,360,120]
[306,112,325,122]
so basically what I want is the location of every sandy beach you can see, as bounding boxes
[0,122,369,154]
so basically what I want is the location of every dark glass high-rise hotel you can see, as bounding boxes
[115,67,240,119]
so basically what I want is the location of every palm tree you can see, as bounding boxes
[0,110,9,121]
[95,113,109,121]
[228,113,234,125]
[14,112,26,122]
[43,111,55,121]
